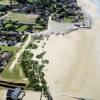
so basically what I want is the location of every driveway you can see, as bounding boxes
[0,90,7,100]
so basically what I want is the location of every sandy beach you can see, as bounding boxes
[1,0,100,100]
[41,0,100,100]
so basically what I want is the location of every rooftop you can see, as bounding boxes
[6,87,25,100]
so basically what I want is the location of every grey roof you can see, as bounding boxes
[0,51,12,61]
[11,88,21,99]
[6,87,25,100]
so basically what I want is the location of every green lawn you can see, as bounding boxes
[0,46,17,53]
[0,0,10,5]
[28,0,33,3]
[6,12,38,23]
[34,24,43,28]
[3,22,30,32]
[16,25,29,32]
[0,63,27,82]
[5,23,12,28]
[0,46,28,82]
[0,0,17,5]
[64,16,75,23]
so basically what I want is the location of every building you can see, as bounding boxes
[0,51,12,70]
[6,88,25,100]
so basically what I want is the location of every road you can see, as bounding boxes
[0,13,8,20]
[31,14,77,36]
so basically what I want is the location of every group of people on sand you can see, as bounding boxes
[40,31,70,49]
[50,32,69,36]
[42,31,69,40]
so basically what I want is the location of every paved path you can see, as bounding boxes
[9,34,31,71]
[0,13,8,20]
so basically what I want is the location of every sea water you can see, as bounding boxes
[91,0,100,13]
[91,0,100,6]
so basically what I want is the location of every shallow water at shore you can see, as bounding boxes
[91,0,100,13]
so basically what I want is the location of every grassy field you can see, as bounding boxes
[0,0,17,5]
[6,12,38,24]
[0,45,18,53]
[5,23,12,28]
[0,63,27,82]
[28,0,33,3]
[0,46,28,83]
[4,22,30,32]
[16,25,29,32]
[0,0,10,5]
[64,16,76,23]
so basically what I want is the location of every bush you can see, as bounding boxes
[26,42,33,49]
[42,60,49,64]
[39,64,45,71]
[21,50,48,95]
[36,40,40,43]
[32,44,38,49]
[41,77,46,85]
[33,83,42,91]
[22,50,33,59]
[27,42,38,49]
[42,84,48,96]
[32,60,39,69]
[36,54,42,59]
[21,51,34,77]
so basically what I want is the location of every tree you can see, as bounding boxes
[8,0,16,5]
[16,0,27,4]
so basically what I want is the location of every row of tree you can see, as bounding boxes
[21,37,49,96]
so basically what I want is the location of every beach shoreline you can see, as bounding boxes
[42,0,100,100]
